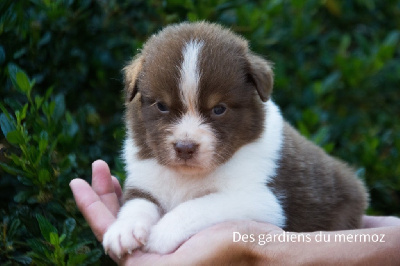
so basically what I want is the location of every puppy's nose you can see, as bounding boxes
[174,141,198,160]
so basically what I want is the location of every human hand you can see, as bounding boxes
[70,160,400,265]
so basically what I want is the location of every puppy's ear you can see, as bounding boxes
[246,53,274,102]
[123,54,144,102]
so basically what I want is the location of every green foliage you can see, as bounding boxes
[28,215,101,265]
[0,0,399,264]
[1,63,76,203]
[0,66,104,264]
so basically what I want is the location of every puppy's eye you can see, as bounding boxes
[156,102,169,113]
[212,104,227,116]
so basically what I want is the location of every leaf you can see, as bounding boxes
[324,0,341,16]
[36,214,58,242]
[322,71,341,93]
[49,101,56,117]
[38,169,51,184]
[27,238,48,255]
[7,63,31,95]
[7,63,19,80]
[0,162,26,176]
[62,218,76,238]
[7,218,21,238]
[17,175,34,186]
[16,71,31,94]
[42,101,56,118]
[53,94,65,120]
[297,121,310,138]
[49,231,59,246]
[0,102,12,120]
[13,48,27,60]
[35,95,44,109]
[44,86,54,101]
[4,98,23,112]
[38,31,52,47]
[323,143,335,153]
[383,31,400,47]
[66,121,79,138]
[15,110,21,125]
[187,12,198,22]
[356,167,366,180]
[21,103,29,120]
[12,255,32,265]
[64,240,92,254]
[14,191,34,203]
[338,34,351,55]
[59,233,66,243]
[312,126,330,145]
[0,45,5,65]
[39,131,49,153]
[82,249,102,264]
[0,113,16,137]
[67,254,87,266]
[6,130,25,145]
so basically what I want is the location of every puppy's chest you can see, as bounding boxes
[125,150,278,214]
[125,160,220,211]
[159,176,219,212]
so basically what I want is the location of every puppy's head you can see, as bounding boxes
[124,22,273,175]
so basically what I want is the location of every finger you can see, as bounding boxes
[362,215,400,228]
[111,175,123,203]
[70,178,116,242]
[91,160,120,216]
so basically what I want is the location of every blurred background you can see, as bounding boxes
[1,0,399,264]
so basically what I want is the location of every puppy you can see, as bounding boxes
[103,22,368,257]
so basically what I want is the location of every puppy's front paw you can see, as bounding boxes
[102,219,151,258]
[144,215,191,254]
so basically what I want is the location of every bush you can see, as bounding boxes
[1,0,399,264]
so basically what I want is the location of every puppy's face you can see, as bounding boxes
[124,22,274,175]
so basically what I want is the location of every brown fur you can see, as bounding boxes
[269,124,368,231]
[123,188,162,208]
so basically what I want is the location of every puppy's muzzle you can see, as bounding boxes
[174,141,199,160]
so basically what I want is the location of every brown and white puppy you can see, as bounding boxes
[103,22,368,257]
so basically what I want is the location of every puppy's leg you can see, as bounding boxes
[145,190,283,254]
[102,199,161,258]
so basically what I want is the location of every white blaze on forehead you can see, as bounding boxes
[179,40,204,113]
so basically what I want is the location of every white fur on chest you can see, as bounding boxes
[123,100,285,227]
